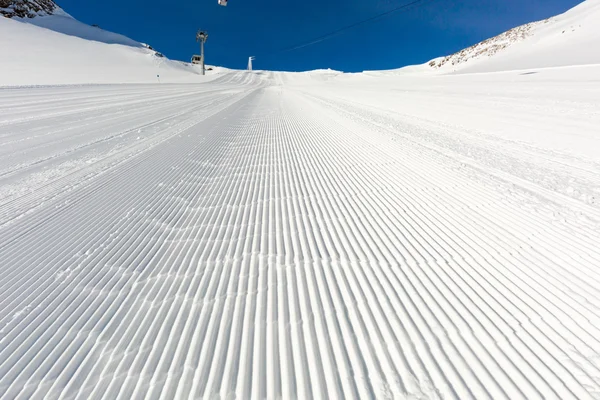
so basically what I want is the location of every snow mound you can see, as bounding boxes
[305,68,344,74]
[277,68,345,84]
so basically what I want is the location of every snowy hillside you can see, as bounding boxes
[3,0,148,48]
[0,2,224,86]
[24,13,143,48]
[386,0,600,74]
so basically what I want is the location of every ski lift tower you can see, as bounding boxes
[248,56,255,71]
[196,30,208,75]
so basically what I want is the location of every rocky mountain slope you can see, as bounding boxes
[428,18,552,70]
[0,0,62,18]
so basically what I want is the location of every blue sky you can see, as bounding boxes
[57,0,584,72]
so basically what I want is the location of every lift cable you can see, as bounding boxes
[260,0,437,58]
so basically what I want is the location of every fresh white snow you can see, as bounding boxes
[1,0,600,399]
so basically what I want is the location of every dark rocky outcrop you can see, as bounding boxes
[1,0,58,18]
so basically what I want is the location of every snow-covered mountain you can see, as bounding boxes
[384,0,600,75]
[0,1,226,86]
[2,0,151,48]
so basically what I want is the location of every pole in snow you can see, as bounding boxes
[248,56,255,71]
[196,30,208,76]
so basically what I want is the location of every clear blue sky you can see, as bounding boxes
[57,0,584,72]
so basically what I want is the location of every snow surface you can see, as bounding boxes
[1,67,600,399]
[1,1,600,399]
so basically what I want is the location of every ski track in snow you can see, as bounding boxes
[1,71,600,399]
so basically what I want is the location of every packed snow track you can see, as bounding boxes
[1,71,600,400]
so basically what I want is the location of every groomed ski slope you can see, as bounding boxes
[1,69,600,399]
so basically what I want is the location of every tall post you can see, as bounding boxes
[201,40,205,76]
[196,30,208,76]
